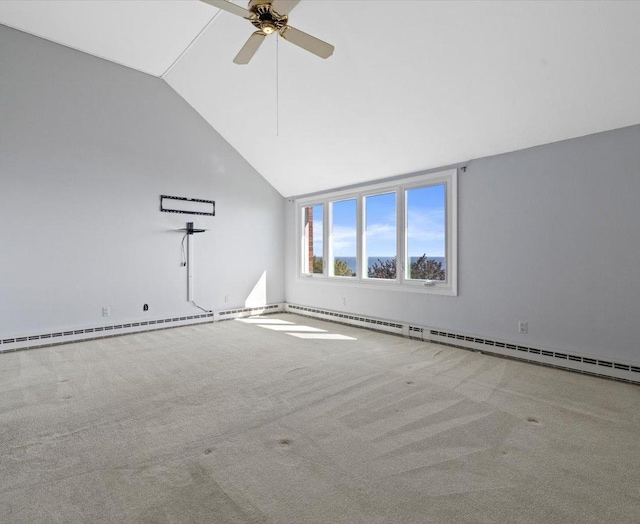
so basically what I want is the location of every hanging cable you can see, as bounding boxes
[180,233,187,266]
[191,300,212,313]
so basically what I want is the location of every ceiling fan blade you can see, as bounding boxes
[272,0,301,16]
[280,26,334,59]
[200,0,251,19]
[233,31,267,64]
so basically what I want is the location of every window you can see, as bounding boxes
[365,192,397,280]
[330,199,357,277]
[406,184,446,281]
[297,169,457,295]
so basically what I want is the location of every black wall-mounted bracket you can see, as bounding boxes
[180,222,207,235]
[161,195,215,216]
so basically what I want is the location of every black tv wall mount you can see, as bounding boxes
[160,195,215,216]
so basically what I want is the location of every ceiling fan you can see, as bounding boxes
[200,0,334,64]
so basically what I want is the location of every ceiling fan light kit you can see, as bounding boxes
[201,0,334,64]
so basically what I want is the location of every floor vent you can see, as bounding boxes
[286,304,404,335]
[429,329,639,384]
[0,312,214,353]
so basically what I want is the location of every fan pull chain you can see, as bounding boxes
[276,35,279,137]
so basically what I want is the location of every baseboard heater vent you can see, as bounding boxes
[408,326,425,337]
[0,313,214,353]
[428,329,640,384]
[285,304,638,384]
[0,304,284,354]
[285,304,404,335]
[214,304,283,321]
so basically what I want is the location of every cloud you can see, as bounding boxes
[365,223,396,241]
[310,206,446,257]
[312,219,323,249]
[365,222,396,255]
[407,207,445,256]
[331,225,356,255]
[407,208,445,239]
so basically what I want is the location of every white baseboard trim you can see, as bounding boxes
[214,303,284,321]
[4,302,638,384]
[285,303,640,384]
[285,303,404,335]
[0,303,285,354]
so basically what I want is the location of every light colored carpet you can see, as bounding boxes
[1,313,639,523]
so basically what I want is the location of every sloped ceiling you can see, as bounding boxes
[2,1,640,197]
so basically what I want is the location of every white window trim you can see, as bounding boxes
[296,169,457,296]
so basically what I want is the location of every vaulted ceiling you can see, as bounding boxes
[2,1,640,197]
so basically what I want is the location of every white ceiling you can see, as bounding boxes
[0,0,214,76]
[2,1,640,197]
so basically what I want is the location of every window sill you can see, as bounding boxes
[297,275,457,296]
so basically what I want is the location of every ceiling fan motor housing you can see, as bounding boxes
[248,0,288,34]
[211,0,335,63]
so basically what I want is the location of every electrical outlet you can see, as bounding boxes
[518,321,528,334]
[341,296,347,306]
[224,295,229,303]
[102,306,111,317]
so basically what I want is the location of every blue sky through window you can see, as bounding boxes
[365,192,396,257]
[326,185,446,258]
[312,204,323,255]
[407,184,445,258]
[331,199,356,257]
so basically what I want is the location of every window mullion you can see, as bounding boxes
[444,182,449,285]
[449,173,458,294]
[323,200,329,277]
[398,187,406,284]
[327,201,332,277]
[358,195,365,279]
[298,204,303,275]
[395,188,402,283]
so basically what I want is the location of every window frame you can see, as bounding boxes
[363,190,399,283]
[296,168,457,296]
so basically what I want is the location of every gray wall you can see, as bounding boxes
[0,26,284,336]
[3,24,639,367]
[285,125,640,364]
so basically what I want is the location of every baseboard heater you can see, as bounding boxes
[214,303,283,321]
[286,304,640,384]
[285,304,405,335]
[4,303,638,384]
[0,303,284,353]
